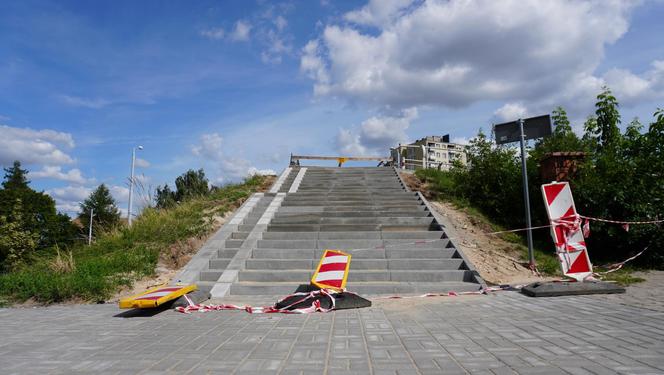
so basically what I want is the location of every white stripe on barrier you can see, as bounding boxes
[322,255,348,265]
[314,270,345,282]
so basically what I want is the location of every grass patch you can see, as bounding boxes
[0,175,271,304]
[599,268,646,286]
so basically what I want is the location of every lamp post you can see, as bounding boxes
[127,145,143,226]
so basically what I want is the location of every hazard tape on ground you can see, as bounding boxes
[176,289,338,314]
[372,285,510,300]
[176,286,513,315]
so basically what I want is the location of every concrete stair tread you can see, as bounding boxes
[229,281,482,295]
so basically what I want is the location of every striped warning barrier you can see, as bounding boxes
[541,182,594,281]
[119,284,197,309]
[311,250,351,291]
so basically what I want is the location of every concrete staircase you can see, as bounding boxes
[227,167,483,296]
[197,195,273,287]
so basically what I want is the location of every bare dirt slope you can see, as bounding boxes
[400,171,550,285]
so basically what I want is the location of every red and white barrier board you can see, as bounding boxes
[311,250,351,291]
[541,182,593,281]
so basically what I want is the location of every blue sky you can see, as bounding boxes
[1,0,663,217]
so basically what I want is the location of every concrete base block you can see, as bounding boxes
[521,281,626,297]
[273,284,371,310]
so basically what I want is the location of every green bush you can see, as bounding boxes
[0,174,269,303]
[416,87,664,269]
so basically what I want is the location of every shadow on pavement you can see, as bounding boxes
[113,301,174,318]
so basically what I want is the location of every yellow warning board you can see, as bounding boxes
[311,250,351,291]
[337,157,348,166]
[119,284,197,309]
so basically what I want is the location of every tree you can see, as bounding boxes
[78,184,121,236]
[552,106,572,135]
[174,169,209,201]
[0,199,38,270]
[0,161,77,249]
[532,106,586,158]
[155,184,176,209]
[2,161,29,190]
[593,86,621,150]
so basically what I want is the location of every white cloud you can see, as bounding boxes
[274,16,287,31]
[302,0,647,113]
[0,125,75,166]
[336,128,366,156]
[248,167,277,176]
[451,137,470,146]
[192,133,276,183]
[493,102,528,122]
[261,29,292,64]
[110,185,130,203]
[201,27,225,40]
[230,20,252,41]
[47,185,92,203]
[134,157,150,168]
[603,60,664,105]
[344,0,413,26]
[191,132,223,160]
[61,95,111,109]
[47,185,93,215]
[31,166,93,185]
[336,108,418,156]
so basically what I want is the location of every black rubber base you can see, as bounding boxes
[521,281,626,297]
[275,284,371,310]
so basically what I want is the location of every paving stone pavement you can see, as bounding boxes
[2,285,664,375]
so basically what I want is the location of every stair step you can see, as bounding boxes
[200,270,222,282]
[209,259,230,269]
[225,239,244,248]
[217,249,239,258]
[269,217,435,225]
[244,258,464,270]
[251,248,457,259]
[255,239,448,249]
[260,231,443,240]
[230,232,249,240]
[266,224,436,232]
[229,281,481,296]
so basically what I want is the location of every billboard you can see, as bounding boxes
[494,114,552,145]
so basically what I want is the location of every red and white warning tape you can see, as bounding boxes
[176,286,512,315]
[176,289,338,314]
[580,215,663,226]
[372,285,509,300]
[594,246,650,275]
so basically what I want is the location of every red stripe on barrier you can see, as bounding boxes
[316,279,342,288]
[318,262,347,273]
[544,183,566,205]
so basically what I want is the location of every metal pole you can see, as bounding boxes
[518,119,535,267]
[128,147,136,226]
[88,208,93,245]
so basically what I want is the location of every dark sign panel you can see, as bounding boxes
[494,114,552,145]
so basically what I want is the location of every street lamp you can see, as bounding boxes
[127,145,143,226]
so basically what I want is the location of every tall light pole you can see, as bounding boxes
[127,145,143,226]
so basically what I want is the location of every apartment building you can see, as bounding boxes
[391,135,467,171]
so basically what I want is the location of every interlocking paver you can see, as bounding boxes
[1,286,664,374]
